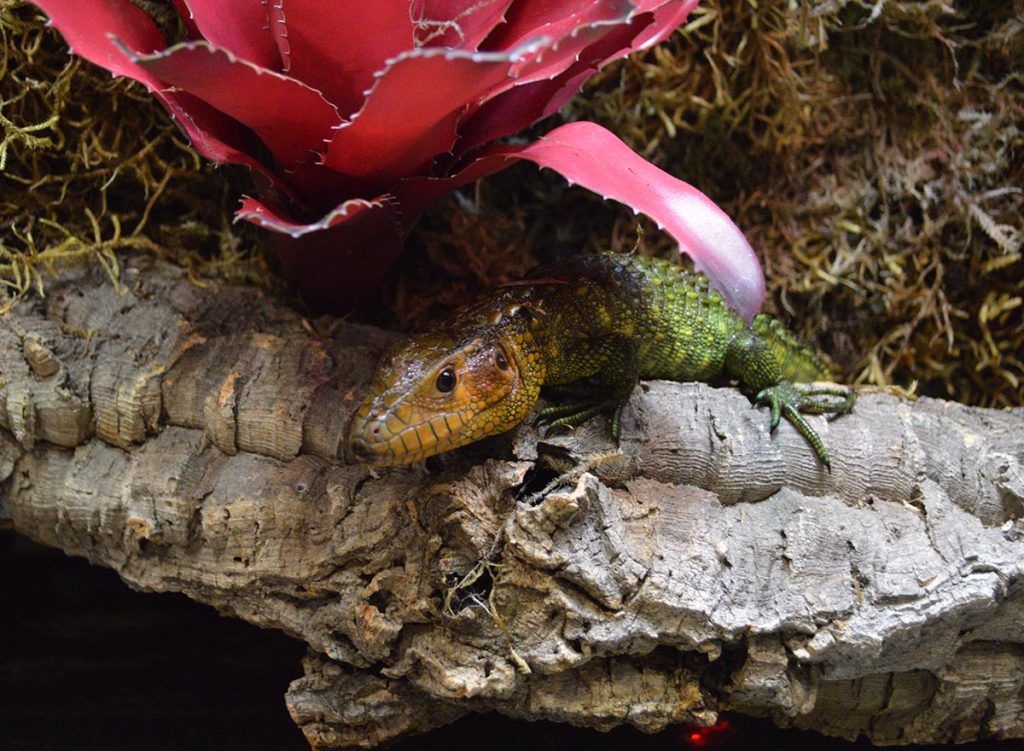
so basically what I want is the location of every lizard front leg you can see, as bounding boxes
[725,327,855,470]
[537,336,640,440]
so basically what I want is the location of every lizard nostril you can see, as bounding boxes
[371,425,381,435]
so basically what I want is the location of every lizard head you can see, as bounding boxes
[349,327,539,465]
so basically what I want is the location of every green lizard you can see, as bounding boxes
[349,252,855,468]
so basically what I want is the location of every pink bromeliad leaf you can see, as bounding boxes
[399,121,765,319]
[514,122,765,319]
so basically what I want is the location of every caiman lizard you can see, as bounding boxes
[349,252,855,468]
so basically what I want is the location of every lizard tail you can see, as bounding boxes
[751,314,832,382]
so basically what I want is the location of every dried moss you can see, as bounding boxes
[1,0,1021,407]
[0,0,269,312]
[570,0,1024,406]
[403,0,1023,407]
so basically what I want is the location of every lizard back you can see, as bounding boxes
[526,252,830,386]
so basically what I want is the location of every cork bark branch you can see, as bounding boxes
[2,257,1023,749]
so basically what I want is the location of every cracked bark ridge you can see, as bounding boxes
[2,257,1023,748]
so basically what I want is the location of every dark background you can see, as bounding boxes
[0,530,1015,751]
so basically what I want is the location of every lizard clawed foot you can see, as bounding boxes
[754,382,857,471]
[537,399,627,441]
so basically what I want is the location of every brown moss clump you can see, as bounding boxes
[571,0,1024,407]
[406,0,1023,407]
[0,0,268,311]
[2,0,1021,408]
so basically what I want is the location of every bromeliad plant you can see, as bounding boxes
[30,0,764,317]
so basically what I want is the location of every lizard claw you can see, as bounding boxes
[754,382,856,470]
[756,387,783,432]
[536,398,625,441]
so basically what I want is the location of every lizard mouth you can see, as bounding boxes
[347,413,399,464]
[349,436,385,462]
[348,409,458,466]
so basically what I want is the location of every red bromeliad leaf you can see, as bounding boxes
[631,0,699,49]
[323,43,544,181]
[279,118,763,317]
[457,12,656,155]
[504,7,643,89]
[273,0,417,118]
[174,0,282,70]
[130,41,342,169]
[33,0,760,317]
[480,0,632,52]
[33,0,164,78]
[413,0,514,50]
[455,2,678,156]
[264,1,289,70]
[237,193,394,236]
[261,201,408,312]
[32,0,284,189]
[269,158,378,217]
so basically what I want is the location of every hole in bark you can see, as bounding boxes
[367,589,395,612]
[514,465,560,501]
[705,642,749,692]
[444,564,494,614]
[137,539,149,553]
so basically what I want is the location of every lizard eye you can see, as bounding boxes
[435,367,457,393]
[495,351,509,371]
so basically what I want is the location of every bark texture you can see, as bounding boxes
[2,257,1023,748]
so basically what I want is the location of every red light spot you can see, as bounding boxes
[682,719,733,748]
[685,729,708,747]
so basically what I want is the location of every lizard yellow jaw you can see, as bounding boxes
[349,403,465,466]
